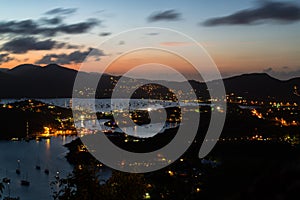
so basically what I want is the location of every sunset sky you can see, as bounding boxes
[0,0,300,80]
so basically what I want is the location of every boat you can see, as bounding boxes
[2,177,10,183]
[21,180,30,186]
[21,173,30,186]
[44,168,49,175]
[2,169,10,183]
[35,157,41,170]
[16,160,21,175]
[55,171,60,179]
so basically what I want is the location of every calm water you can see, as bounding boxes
[76,118,180,138]
[0,137,75,200]
[0,98,209,112]
[0,98,189,199]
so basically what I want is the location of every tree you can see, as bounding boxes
[98,171,146,200]
[51,163,102,200]
[52,164,147,200]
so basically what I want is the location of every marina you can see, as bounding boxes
[0,137,74,200]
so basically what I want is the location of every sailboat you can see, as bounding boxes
[2,169,10,183]
[44,168,49,175]
[44,163,49,175]
[16,160,21,175]
[35,157,41,170]
[21,173,30,186]
[2,177,10,183]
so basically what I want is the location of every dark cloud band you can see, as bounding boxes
[203,1,300,26]
[0,18,100,36]
[45,8,77,15]
[35,48,105,65]
[1,37,79,54]
[99,32,112,37]
[148,9,181,22]
[0,53,13,64]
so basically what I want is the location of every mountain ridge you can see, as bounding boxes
[0,64,299,102]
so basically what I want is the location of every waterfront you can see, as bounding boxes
[0,98,211,111]
[0,96,300,199]
[0,137,74,200]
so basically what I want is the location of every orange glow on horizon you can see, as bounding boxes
[102,49,199,77]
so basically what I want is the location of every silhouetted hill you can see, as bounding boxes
[9,64,42,76]
[0,64,299,102]
[0,71,9,78]
[222,73,299,102]
[0,64,77,98]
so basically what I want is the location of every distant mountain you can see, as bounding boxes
[0,64,299,102]
[8,63,78,77]
[0,64,119,98]
[222,73,300,102]
[0,64,77,98]
[8,64,43,75]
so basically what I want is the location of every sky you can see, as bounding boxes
[0,0,300,80]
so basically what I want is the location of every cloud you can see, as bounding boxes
[1,37,56,53]
[263,66,300,80]
[35,48,105,65]
[146,32,159,36]
[159,42,193,47]
[51,19,99,35]
[1,37,79,54]
[263,67,273,73]
[64,44,81,49]
[39,17,63,25]
[99,32,112,36]
[0,18,100,36]
[45,8,77,15]
[0,53,14,64]
[203,1,300,26]
[148,9,181,22]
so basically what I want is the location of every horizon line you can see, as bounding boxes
[0,63,299,82]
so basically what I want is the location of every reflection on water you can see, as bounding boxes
[2,98,208,112]
[45,138,51,150]
[76,119,180,138]
[0,137,75,200]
